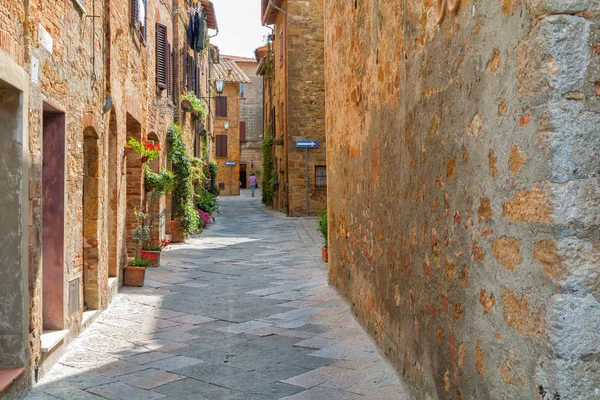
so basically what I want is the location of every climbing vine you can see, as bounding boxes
[261,123,275,206]
[167,123,199,237]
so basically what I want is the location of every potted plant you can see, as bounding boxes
[317,211,328,262]
[127,137,160,163]
[141,239,169,267]
[179,91,207,118]
[124,211,151,286]
[167,124,200,242]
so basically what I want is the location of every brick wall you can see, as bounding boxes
[325,1,600,399]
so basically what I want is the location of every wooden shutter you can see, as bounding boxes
[173,49,178,102]
[216,135,227,157]
[240,121,246,142]
[156,23,167,90]
[216,96,227,118]
[142,0,147,43]
[131,0,138,27]
[167,42,172,99]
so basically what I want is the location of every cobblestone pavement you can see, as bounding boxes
[25,190,412,400]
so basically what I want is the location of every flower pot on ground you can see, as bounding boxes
[171,220,186,243]
[123,265,146,286]
[140,250,161,267]
[316,211,328,263]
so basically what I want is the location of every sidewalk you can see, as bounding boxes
[24,191,411,400]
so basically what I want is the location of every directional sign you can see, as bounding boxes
[224,161,237,166]
[296,140,318,149]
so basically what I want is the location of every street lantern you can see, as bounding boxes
[224,121,229,130]
[215,79,224,94]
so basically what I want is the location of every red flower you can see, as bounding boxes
[156,145,162,151]
[145,143,153,150]
[142,138,147,142]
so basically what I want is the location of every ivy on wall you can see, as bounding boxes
[261,123,275,206]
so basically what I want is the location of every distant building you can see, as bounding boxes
[257,0,326,216]
[211,57,251,196]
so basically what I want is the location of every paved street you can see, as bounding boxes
[25,190,411,400]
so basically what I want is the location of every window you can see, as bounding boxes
[240,121,246,142]
[240,83,245,98]
[131,0,147,44]
[315,166,327,188]
[155,23,168,90]
[216,135,228,157]
[218,182,225,190]
[215,96,228,117]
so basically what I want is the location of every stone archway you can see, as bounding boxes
[125,114,143,257]
[83,127,100,310]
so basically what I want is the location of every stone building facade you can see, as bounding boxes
[230,56,264,188]
[325,1,600,399]
[259,0,326,216]
[211,57,251,196]
[0,0,217,397]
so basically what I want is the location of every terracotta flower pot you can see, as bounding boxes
[123,146,133,156]
[140,250,161,267]
[141,155,149,163]
[123,266,146,287]
[181,99,192,111]
[170,220,186,243]
[322,246,328,262]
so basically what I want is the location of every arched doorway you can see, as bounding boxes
[146,132,164,241]
[125,114,143,257]
[83,127,100,310]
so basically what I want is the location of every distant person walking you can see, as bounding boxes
[248,173,258,197]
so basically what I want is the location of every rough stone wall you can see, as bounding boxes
[238,61,264,182]
[325,1,600,399]
[213,82,241,196]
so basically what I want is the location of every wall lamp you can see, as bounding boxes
[215,79,224,94]
[224,121,229,130]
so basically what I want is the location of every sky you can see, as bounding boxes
[209,0,271,58]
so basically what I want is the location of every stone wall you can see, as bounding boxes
[238,61,264,183]
[325,1,600,399]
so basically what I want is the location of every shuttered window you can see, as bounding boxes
[216,135,228,157]
[167,42,172,98]
[131,0,147,44]
[156,23,168,90]
[215,96,227,118]
[240,121,246,142]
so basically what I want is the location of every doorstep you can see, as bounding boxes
[40,329,69,354]
[0,367,25,395]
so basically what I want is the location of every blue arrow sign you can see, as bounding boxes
[296,140,318,149]
[224,161,237,166]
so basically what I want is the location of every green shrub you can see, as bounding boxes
[317,211,328,248]
[167,123,199,237]
[196,191,219,220]
[261,127,274,206]
[144,166,175,195]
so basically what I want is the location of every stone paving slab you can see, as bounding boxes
[23,190,412,400]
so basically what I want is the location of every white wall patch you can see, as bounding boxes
[38,24,53,54]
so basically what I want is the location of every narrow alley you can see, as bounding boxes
[24,191,411,400]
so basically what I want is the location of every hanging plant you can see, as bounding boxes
[127,137,161,161]
[179,91,207,118]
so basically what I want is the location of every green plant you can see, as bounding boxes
[179,91,207,118]
[142,239,169,251]
[131,210,150,258]
[144,166,175,195]
[317,211,328,248]
[128,137,160,161]
[196,191,219,220]
[167,123,199,237]
[129,256,151,267]
[190,157,206,192]
[261,125,274,206]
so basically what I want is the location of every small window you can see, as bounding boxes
[216,135,228,157]
[240,83,245,98]
[240,121,246,142]
[215,96,228,117]
[218,182,225,190]
[315,166,327,188]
